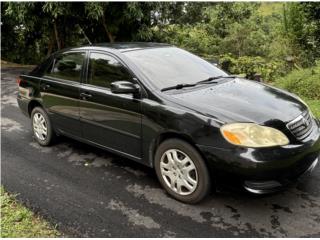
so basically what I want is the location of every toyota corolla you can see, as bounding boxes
[17,43,320,203]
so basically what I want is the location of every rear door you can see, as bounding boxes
[40,51,86,137]
[79,51,142,160]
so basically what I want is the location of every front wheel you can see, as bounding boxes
[154,139,211,204]
[31,107,56,146]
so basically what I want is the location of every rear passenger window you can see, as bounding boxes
[46,52,85,82]
[87,52,132,88]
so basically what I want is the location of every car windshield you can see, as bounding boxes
[123,47,228,90]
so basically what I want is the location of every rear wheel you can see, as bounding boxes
[31,107,56,146]
[154,139,211,204]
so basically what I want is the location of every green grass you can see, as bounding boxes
[1,186,60,238]
[305,99,320,119]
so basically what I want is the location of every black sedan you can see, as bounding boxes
[17,43,320,203]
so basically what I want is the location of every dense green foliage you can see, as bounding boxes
[146,2,320,81]
[273,62,320,118]
[219,55,285,81]
[274,61,320,100]
[1,2,320,94]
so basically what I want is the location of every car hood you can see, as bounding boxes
[168,78,307,124]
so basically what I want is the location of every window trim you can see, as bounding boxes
[83,50,138,91]
[31,56,54,76]
[44,50,87,84]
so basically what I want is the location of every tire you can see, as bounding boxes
[31,107,56,146]
[154,138,211,204]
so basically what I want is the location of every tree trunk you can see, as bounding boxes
[46,31,55,57]
[60,16,67,49]
[101,14,114,43]
[53,21,61,50]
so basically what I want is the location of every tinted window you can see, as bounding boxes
[46,52,85,82]
[31,56,54,76]
[88,52,132,88]
[124,47,227,89]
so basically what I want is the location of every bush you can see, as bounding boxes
[147,24,220,57]
[273,61,320,118]
[274,61,320,100]
[219,54,286,81]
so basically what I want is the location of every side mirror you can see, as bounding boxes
[111,81,140,94]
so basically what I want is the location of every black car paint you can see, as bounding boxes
[17,43,320,193]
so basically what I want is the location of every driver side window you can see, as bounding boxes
[88,52,132,89]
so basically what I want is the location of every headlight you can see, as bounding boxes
[220,123,289,147]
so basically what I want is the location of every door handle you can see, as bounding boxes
[80,92,92,100]
[41,84,51,90]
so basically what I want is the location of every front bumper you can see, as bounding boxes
[197,118,320,193]
[243,157,318,194]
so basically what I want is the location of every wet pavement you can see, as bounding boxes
[1,67,320,237]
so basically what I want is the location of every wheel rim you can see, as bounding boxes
[32,112,47,141]
[160,149,198,196]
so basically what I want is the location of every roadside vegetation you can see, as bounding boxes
[274,61,320,118]
[0,186,60,237]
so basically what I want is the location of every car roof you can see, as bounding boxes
[56,42,172,54]
[94,42,172,52]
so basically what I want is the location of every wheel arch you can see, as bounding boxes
[28,100,43,117]
[149,131,208,168]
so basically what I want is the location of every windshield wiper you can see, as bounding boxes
[161,75,237,92]
[196,75,237,85]
[161,83,196,92]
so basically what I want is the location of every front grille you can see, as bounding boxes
[287,111,313,141]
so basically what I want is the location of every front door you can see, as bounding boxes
[79,52,142,160]
[41,51,86,137]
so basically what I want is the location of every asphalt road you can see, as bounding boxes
[2,66,320,237]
